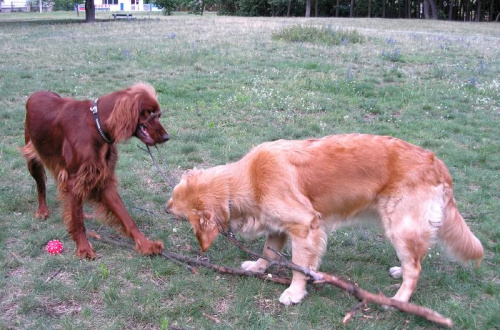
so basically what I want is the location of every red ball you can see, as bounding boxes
[46,240,64,255]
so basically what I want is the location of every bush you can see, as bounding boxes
[155,0,180,15]
[272,25,365,45]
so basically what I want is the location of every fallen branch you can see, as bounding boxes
[94,232,452,327]
[220,231,453,328]
[91,234,292,286]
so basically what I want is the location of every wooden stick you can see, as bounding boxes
[94,232,452,327]
[92,234,292,286]
[139,144,177,188]
[220,231,453,328]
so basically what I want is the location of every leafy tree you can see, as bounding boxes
[215,0,499,20]
[52,0,79,11]
[156,0,181,14]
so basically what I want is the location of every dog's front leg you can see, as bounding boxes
[100,186,164,255]
[279,223,327,305]
[242,231,288,273]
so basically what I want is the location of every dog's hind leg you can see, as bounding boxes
[242,231,288,273]
[22,141,50,220]
[381,195,437,302]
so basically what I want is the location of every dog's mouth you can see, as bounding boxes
[135,124,156,146]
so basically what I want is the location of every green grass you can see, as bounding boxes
[1,11,499,329]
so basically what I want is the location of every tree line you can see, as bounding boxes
[206,0,498,20]
[45,0,498,22]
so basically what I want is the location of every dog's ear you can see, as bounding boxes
[190,210,219,252]
[106,93,141,142]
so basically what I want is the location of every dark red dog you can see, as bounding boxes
[21,83,169,259]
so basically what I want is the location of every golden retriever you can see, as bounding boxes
[166,134,483,305]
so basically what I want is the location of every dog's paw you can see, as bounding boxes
[137,239,164,255]
[35,207,50,220]
[76,243,96,260]
[389,266,402,279]
[279,287,307,306]
[241,260,265,273]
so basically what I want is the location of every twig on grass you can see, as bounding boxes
[202,312,221,324]
[342,301,367,325]
[44,267,63,283]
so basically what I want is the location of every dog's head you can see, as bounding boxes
[166,169,229,252]
[107,82,169,145]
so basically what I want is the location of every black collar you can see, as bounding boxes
[90,99,114,144]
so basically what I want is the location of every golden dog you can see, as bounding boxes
[166,134,483,305]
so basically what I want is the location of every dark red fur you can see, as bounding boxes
[21,83,169,259]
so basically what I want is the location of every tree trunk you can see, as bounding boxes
[368,0,371,17]
[287,0,292,17]
[423,0,430,19]
[382,0,386,18]
[350,0,354,17]
[429,0,438,19]
[201,0,205,15]
[315,0,318,17]
[407,0,411,18]
[448,0,453,20]
[465,0,470,21]
[335,0,340,17]
[489,0,494,21]
[305,0,311,17]
[475,0,481,21]
[85,0,95,22]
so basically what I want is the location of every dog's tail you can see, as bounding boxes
[436,160,484,267]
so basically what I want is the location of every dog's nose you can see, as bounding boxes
[162,133,170,142]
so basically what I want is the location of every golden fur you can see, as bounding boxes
[166,134,484,305]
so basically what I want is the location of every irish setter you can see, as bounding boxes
[22,83,169,259]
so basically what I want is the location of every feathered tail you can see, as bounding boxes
[436,160,484,267]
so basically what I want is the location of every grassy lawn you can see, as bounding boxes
[1,11,499,329]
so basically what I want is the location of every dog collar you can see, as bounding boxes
[90,99,114,144]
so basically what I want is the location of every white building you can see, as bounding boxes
[77,0,160,12]
[0,0,160,13]
[1,0,30,12]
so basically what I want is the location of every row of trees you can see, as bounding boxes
[205,0,498,20]
[71,0,499,22]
